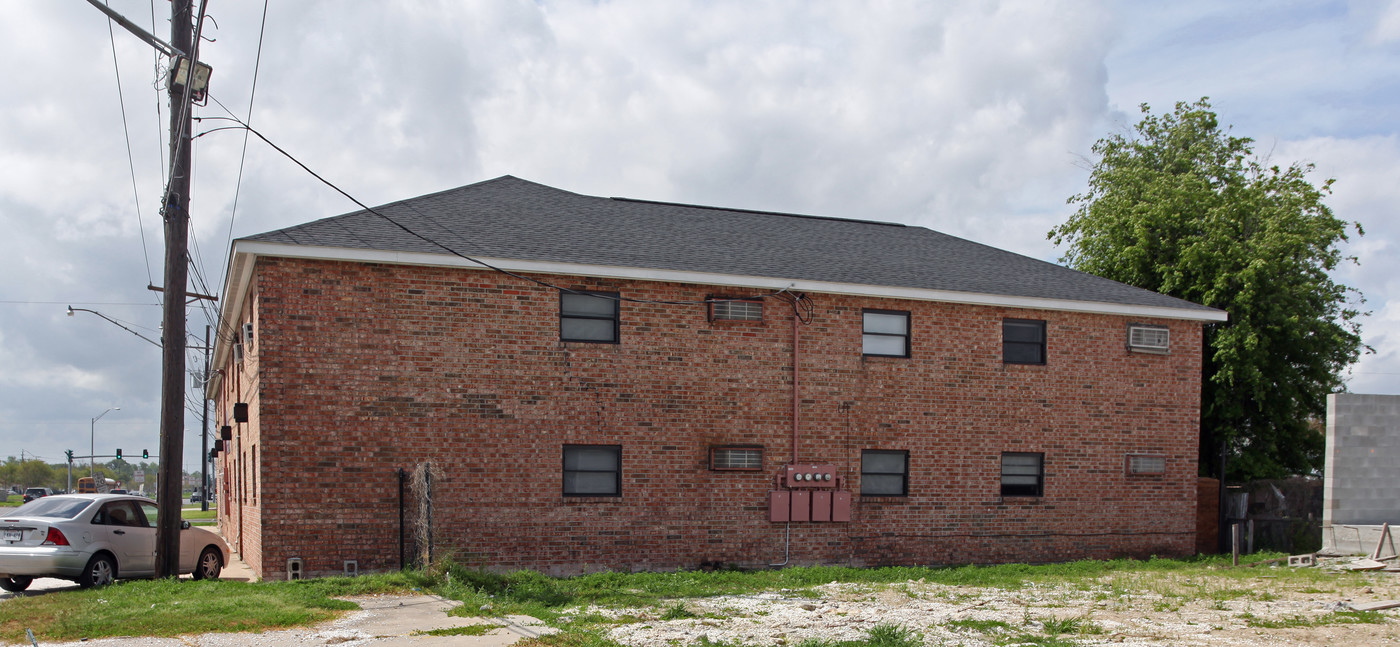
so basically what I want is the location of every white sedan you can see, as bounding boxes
[0,494,228,591]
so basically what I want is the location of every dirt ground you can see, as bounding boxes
[598,559,1400,646]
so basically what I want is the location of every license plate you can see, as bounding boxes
[2,529,20,542]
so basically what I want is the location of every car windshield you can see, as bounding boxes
[9,497,93,519]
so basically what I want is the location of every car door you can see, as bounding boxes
[96,500,155,577]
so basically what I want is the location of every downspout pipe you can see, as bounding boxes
[793,314,800,464]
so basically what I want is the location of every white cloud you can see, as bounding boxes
[2,0,1400,466]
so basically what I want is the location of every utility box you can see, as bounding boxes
[832,491,851,522]
[769,491,791,522]
[812,491,832,522]
[790,491,811,522]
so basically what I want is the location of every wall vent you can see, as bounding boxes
[708,297,763,322]
[710,446,763,471]
[1126,454,1167,475]
[1127,325,1170,353]
[343,560,359,577]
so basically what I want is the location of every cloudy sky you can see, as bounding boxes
[1,1,1397,476]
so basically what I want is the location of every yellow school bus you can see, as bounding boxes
[76,477,118,494]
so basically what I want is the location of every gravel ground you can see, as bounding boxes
[590,559,1400,646]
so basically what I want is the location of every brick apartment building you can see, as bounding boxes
[208,176,1225,579]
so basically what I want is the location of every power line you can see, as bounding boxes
[104,5,157,288]
[214,0,271,308]
[0,300,159,306]
[202,112,815,320]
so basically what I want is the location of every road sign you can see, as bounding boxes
[134,470,145,483]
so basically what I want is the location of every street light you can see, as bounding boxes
[67,306,161,347]
[90,407,120,479]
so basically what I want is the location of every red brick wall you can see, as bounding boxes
[215,257,1204,578]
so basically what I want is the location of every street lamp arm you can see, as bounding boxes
[67,306,162,348]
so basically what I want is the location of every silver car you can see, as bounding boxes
[0,494,228,591]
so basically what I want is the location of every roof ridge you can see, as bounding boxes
[607,196,906,228]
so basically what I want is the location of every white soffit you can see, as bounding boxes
[231,241,1229,323]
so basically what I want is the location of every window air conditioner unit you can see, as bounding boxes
[233,341,244,362]
[1127,325,1170,353]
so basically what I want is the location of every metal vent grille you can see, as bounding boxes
[1128,325,1170,352]
[711,299,763,321]
[1126,454,1166,475]
[711,447,763,470]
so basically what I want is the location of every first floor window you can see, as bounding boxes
[1001,452,1044,497]
[563,444,621,497]
[560,291,620,343]
[861,449,909,496]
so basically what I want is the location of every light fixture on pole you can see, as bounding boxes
[90,407,120,479]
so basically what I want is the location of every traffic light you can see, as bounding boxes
[142,449,149,459]
[65,449,73,461]
[115,448,122,460]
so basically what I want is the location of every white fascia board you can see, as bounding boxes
[230,241,1229,323]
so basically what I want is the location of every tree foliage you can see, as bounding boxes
[1050,99,1366,480]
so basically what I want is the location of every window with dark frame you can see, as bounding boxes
[560,291,620,343]
[1000,452,1044,497]
[863,310,910,357]
[563,444,621,497]
[1002,319,1046,364]
[860,449,909,496]
[710,446,764,471]
[709,297,764,322]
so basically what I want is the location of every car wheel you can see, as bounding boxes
[0,576,32,592]
[78,554,116,588]
[192,547,222,580]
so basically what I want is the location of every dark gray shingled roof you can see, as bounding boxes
[244,175,1218,314]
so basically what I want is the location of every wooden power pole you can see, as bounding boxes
[82,0,210,579]
[155,0,194,578]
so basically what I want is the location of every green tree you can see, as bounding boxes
[1049,99,1366,480]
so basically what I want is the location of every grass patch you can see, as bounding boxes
[658,602,698,620]
[413,623,505,636]
[796,623,922,647]
[0,571,431,644]
[1242,610,1388,629]
[946,618,1014,633]
[181,508,217,520]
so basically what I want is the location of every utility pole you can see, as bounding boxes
[155,0,196,578]
[82,0,210,578]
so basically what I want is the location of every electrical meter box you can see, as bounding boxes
[784,463,837,488]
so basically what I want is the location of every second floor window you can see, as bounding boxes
[863,310,910,357]
[560,291,620,343]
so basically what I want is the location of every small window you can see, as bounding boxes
[1128,324,1170,354]
[1003,319,1046,365]
[709,297,763,322]
[863,310,910,357]
[1126,454,1166,475]
[1001,452,1044,497]
[563,444,621,497]
[710,446,763,471]
[560,291,620,343]
[861,450,909,496]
